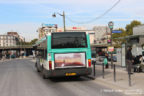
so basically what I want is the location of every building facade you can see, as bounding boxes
[38,25,112,45]
[93,26,111,44]
[38,24,57,39]
[0,35,18,47]
[7,32,24,41]
[65,27,95,44]
[57,26,86,32]
[7,32,19,37]
[0,32,24,47]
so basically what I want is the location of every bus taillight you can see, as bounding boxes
[88,59,91,67]
[49,61,52,70]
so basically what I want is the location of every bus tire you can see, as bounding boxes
[42,69,49,79]
[35,63,40,72]
[75,76,81,78]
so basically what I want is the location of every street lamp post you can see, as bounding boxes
[108,21,114,69]
[108,21,116,82]
[52,11,66,32]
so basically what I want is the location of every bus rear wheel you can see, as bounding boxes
[35,63,40,72]
[42,69,49,79]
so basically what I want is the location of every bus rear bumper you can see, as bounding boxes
[45,68,92,77]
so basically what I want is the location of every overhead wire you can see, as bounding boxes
[66,0,121,24]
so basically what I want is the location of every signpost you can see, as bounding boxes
[108,21,114,69]
[42,24,57,28]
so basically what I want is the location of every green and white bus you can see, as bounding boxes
[34,32,92,79]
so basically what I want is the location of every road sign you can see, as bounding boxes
[42,24,57,28]
[112,30,122,33]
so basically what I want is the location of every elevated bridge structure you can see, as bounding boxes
[0,45,34,57]
[0,45,33,51]
[0,44,108,51]
[0,44,109,57]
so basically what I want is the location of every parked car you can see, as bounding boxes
[108,56,117,62]
[99,56,105,62]
[0,53,2,60]
[11,54,16,58]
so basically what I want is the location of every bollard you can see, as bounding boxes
[128,65,132,87]
[127,62,132,87]
[114,64,116,82]
[93,61,96,77]
[102,63,105,79]
[128,73,131,86]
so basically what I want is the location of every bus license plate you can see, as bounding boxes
[66,73,76,76]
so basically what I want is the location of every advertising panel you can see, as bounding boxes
[55,53,86,68]
[108,46,114,52]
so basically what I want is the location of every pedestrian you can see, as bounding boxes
[103,56,108,69]
[105,53,109,68]
[126,47,134,74]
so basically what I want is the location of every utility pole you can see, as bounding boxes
[63,11,66,32]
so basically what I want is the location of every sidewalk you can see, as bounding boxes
[0,57,31,63]
[93,64,144,96]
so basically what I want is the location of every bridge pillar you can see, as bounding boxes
[0,50,2,60]
[23,49,26,58]
[17,50,21,58]
[27,49,31,56]
[20,50,23,59]
[16,50,19,58]
[2,50,5,60]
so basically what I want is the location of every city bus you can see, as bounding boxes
[34,32,92,79]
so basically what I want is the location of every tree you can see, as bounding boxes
[17,38,38,45]
[112,20,142,47]
[30,38,38,45]
[125,20,142,35]
[112,28,126,47]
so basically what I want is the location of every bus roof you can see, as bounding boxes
[33,36,46,46]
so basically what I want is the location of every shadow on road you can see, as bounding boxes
[49,76,91,82]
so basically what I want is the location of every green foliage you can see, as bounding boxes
[18,38,38,45]
[30,38,38,45]
[125,20,142,35]
[112,28,126,47]
[112,20,142,47]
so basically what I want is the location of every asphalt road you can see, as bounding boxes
[0,59,125,96]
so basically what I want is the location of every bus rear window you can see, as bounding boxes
[52,32,87,49]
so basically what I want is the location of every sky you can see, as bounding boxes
[0,0,144,41]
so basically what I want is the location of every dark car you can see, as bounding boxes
[99,56,105,62]
[108,56,117,62]
[11,54,16,58]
